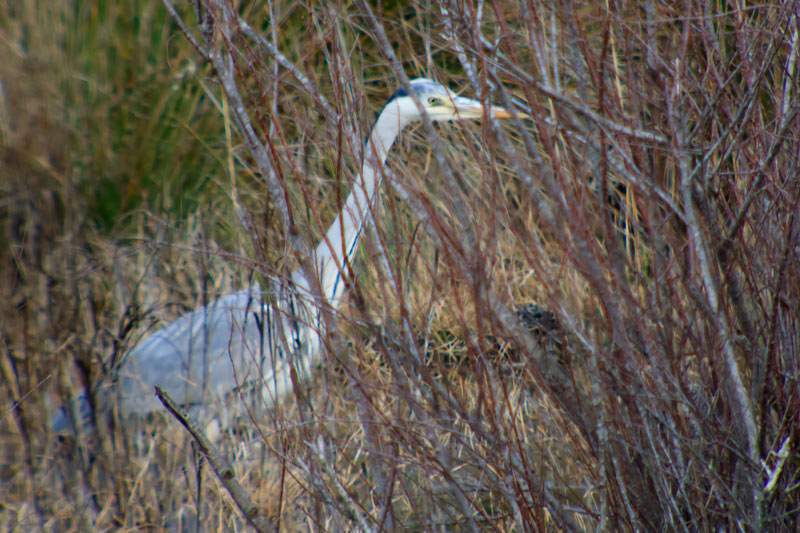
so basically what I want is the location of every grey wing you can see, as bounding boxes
[119,287,274,414]
[51,283,322,433]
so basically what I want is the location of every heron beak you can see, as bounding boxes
[453,97,515,120]
[491,106,512,119]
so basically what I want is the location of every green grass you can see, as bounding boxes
[1,1,233,233]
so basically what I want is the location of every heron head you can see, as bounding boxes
[384,78,510,126]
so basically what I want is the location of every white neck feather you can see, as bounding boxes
[294,103,407,314]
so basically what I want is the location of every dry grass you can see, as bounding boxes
[2,0,799,531]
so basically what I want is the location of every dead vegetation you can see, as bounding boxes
[2,0,799,531]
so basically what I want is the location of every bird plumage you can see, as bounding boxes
[53,78,509,431]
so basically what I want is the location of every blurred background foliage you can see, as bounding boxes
[2,0,229,233]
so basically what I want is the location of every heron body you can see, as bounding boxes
[54,79,508,430]
[117,285,310,415]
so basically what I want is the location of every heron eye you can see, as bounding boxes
[427,97,442,106]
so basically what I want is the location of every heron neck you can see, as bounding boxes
[303,111,403,311]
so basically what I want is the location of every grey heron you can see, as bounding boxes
[53,78,510,431]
